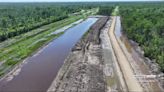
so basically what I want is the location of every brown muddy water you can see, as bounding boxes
[0,18,98,92]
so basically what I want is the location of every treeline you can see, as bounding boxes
[0,2,117,42]
[119,3,164,72]
[97,6,114,16]
[0,3,89,42]
[96,3,114,16]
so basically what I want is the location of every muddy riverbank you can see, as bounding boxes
[47,17,110,92]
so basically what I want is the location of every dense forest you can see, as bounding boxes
[0,3,93,42]
[119,3,164,72]
[97,6,114,16]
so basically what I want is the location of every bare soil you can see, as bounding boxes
[47,17,109,92]
[108,16,143,92]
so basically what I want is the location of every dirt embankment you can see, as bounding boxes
[109,16,143,92]
[47,17,109,92]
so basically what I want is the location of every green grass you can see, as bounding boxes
[112,6,119,16]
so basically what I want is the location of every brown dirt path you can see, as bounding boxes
[108,16,143,92]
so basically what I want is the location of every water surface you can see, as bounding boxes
[0,18,98,92]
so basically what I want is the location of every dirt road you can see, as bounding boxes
[108,16,143,92]
[115,16,163,92]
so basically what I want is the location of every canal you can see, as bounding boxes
[0,18,98,92]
